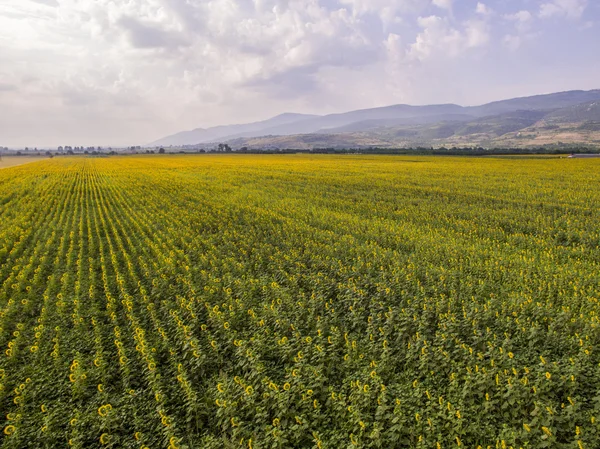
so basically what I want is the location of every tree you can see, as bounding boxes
[158,148,165,154]
[218,143,232,152]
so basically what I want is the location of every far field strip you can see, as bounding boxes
[0,156,49,169]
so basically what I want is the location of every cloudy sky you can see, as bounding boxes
[0,0,598,147]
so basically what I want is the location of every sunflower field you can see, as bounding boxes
[0,154,599,449]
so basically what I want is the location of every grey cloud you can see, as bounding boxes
[117,16,190,49]
[241,38,381,98]
[244,65,320,97]
[0,83,17,92]
[316,40,382,68]
[60,87,98,107]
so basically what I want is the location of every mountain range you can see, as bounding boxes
[150,90,600,149]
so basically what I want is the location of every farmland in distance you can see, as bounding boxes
[0,156,48,170]
[0,155,599,449]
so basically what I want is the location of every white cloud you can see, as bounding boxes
[505,10,533,34]
[385,32,405,64]
[503,9,537,50]
[408,15,489,61]
[476,3,492,16]
[432,0,453,11]
[506,10,533,23]
[540,0,588,19]
[339,0,428,16]
[338,0,429,27]
[465,19,490,47]
[503,34,522,51]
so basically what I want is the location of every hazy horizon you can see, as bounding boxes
[1,0,599,148]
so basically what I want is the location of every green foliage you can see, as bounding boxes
[0,155,599,449]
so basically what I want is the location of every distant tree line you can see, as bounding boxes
[3,145,598,157]
[236,146,600,156]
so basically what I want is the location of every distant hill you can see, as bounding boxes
[543,101,600,123]
[150,89,600,148]
[467,90,600,116]
[454,110,547,137]
[150,113,318,147]
[317,114,476,134]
